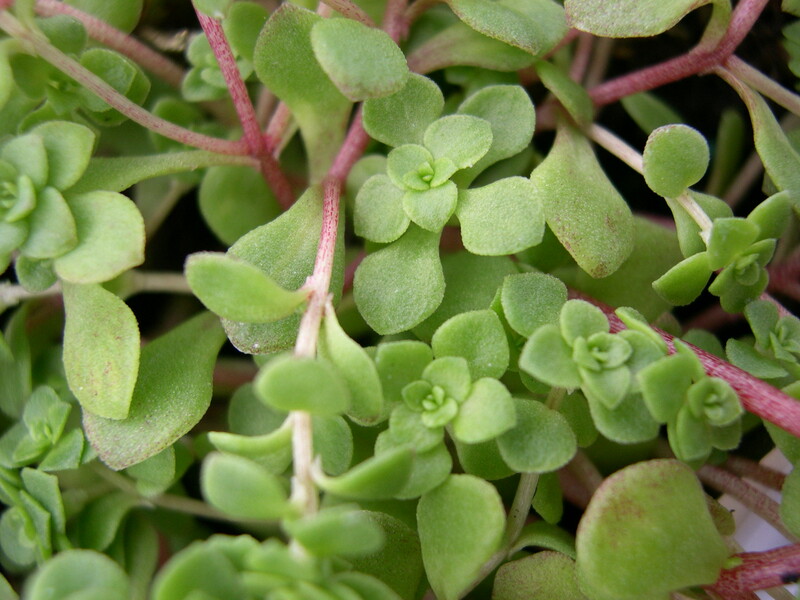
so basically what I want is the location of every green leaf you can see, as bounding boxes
[452,378,516,443]
[313,415,353,476]
[311,18,408,101]
[19,187,77,259]
[199,165,281,246]
[208,426,292,474]
[375,340,434,408]
[559,300,609,345]
[315,446,414,500]
[319,307,384,425]
[746,190,794,240]
[666,191,731,258]
[151,540,247,600]
[201,452,290,520]
[347,511,424,600]
[498,398,577,472]
[387,144,434,190]
[686,377,742,427]
[53,191,145,283]
[559,391,599,448]
[255,355,350,415]
[576,459,729,600]
[565,0,724,38]
[254,3,351,180]
[386,404,444,453]
[417,474,505,600]
[455,84,536,184]
[579,366,630,410]
[643,124,710,198]
[83,312,226,470]
[363,73,444,147]
[285,507,384,557]
[78,48,150,124]
[726,338,788,379]
[424,114,492,169]
[585,390,660,444]
[62,283,139,420]
[224,1,268,61]
[186,252,306,323]
[534,59,593,127]
[402,182,458,232]
[652,252,712,306]
[14,257,56,293]
[638,353,694,423]
[27,549,130,600]
[780,467,800,538]
[519,325,582,388]
[0,50,13,113]
[510,521,576,558]
[76,492,139,551]
[432,310,509,379]
[500,273,567,337]
[32,120,95,191]
[354,174,410,243]
[456,176,545,255]
[446,0,567,55]
[494,552,587,600]
[532,471,564,524]
[65,0,143,33]
[354,225,444,335]
[331,572,404,600]
[224,186,344,354]
[2,133,48,189]
[530,123,633,277]
[620,92,683,134]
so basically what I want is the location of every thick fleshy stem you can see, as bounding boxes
[0,10,248,155]
[35,0,185,88]
[574,292,800,439]
[697,464,796,542]
[707,544,800,598]
[587,0,770,108]
[194,8,295,209]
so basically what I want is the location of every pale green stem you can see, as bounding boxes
[0,10,247,156]
[567,450,604,495]
[545,386,567,410]
[588,124,714,239]
[726,55,800,118]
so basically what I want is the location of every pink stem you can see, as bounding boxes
[193,6,295,209]
[708,544,800,598]
[320,0,375,26]
[574,292,800,439]
[587,0,770,108]
[264,102,292,155]
[35,0,184,88]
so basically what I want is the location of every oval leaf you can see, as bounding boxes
[186,252,306,323]
[643,125,710,198]
[315,446,414,500]
[417,474,505,600]
[255,355,350,416]
[62,282,139,420]
[83,312,226,470]
[566,0,719,38]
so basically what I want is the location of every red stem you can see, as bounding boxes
[194,7,295,209]
[36,0,185,88]
[587,0,769,108]
[708,544,800,598]
[575,292,800,438]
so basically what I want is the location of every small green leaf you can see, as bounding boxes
[285,507,384,557]
[424,114,492,169]
[510,521,576,558]
[532,471,564,524]
[417,474,505,600]
[387,144,433,189]
[456,176,545,255]
[186,252,306,323]
[519,325,582,389]
[446,0,567,55]
[560,300,609,345]
[643,124,710,198]
[65,0,143,33]
[254,3,351,180]
[78,48,150,124]
[746,190,794,240]
[14,257,56,293]
[2,133,48,189]
[311,18,408,101]
[666,191,731,258]
[201,452,290,520]
[725,338,788,379]
[402,182,458,232]
[313,415,353,476]
[208,426,292,474]
[580,366,630,410]
[534,59,593,126]
[19,187,77,259]
[224,186,344,354]
[576,459,729,600]
[638,353,694,423]
[83,312,226,470]
[76,492,139,551]
[354,174,410,243]
[62,282,139,420]
[652,252,712,306]
[565,0,724,38]
[585,391,660,444]
[315,447,414,500]
[780,468,800,538]
[686,377,742,427]
[620,92,683,134]
[27,550,130,600]
[363,73,444,147]
[452,378,516,443]
[354,225,444,335]
[530,123,633,277]
[497,398,577,472]
[32,120,95,191]
[494,552,586,600]
[432,310,509,379]
[455,84,536,184]
[255,355,350,415]
[53,191,145,283]
[500,273,567,337]
[199,165,281,246]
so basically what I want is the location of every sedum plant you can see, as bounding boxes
[3,0,800,598]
